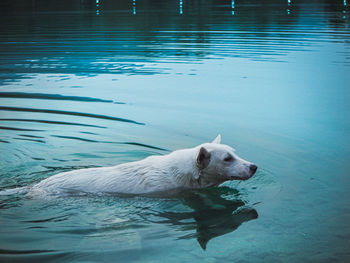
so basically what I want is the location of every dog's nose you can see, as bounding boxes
[249,164,258,175]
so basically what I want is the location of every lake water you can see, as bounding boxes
[0,0,350,262]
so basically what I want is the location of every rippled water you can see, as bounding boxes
[1,0,350,262]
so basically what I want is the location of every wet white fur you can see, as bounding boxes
[6,135,256,196]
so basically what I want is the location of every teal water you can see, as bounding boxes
[1,0,350,262]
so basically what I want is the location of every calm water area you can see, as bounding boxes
[0,0,350,262]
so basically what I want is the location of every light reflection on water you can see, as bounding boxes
[0,0,350,262]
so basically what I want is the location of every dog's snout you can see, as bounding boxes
[249,164,258,175]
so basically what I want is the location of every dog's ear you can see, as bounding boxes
[196,147,211,172]
[212,134,221,144]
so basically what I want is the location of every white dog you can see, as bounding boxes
[1,135,257,196]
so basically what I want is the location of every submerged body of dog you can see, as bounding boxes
[3,135,258,196]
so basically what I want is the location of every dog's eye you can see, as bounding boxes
[224,155,234,162]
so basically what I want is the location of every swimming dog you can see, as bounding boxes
[1,135,257,196]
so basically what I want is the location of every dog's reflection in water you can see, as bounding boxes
[154,187,258,250]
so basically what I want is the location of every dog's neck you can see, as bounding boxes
[166,148,217,189]
[172,164,201,189]
[162,148,197,188]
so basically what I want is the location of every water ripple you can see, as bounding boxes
[13,137,46,144]
[51,135,98,143]
[0,126,45,132]
[0,106,144,125]
[51,135,168,151]
[0,249,55,255]
[0,118,106,128]
[22,214,70,223]
[0,92,124,104]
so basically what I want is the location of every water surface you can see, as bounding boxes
[1,0,350,262]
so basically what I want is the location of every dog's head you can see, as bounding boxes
[195,135,257,185]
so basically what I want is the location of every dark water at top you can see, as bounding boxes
[0,0,350,262]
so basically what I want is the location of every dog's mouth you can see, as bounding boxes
[228,176,250,181]
[228,173,255,181]
[228,166,258,181]
[226,166,257,181]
